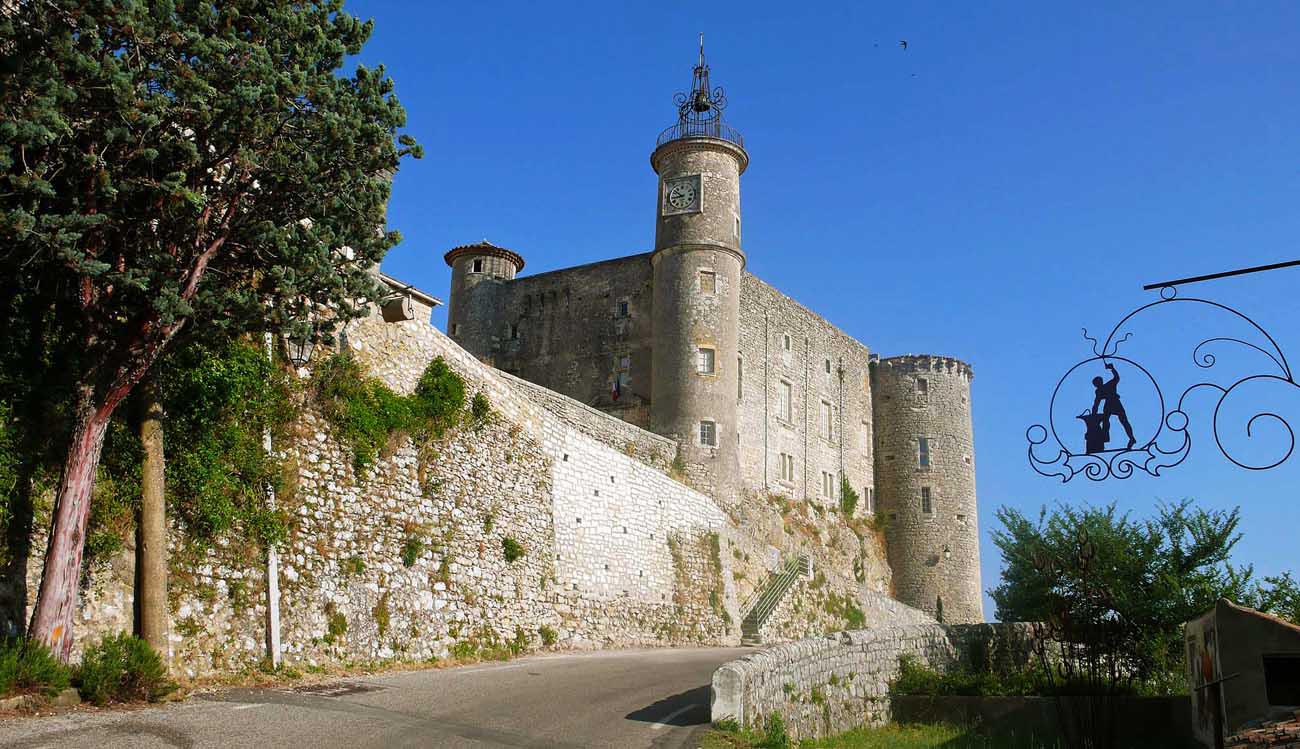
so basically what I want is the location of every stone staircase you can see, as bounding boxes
[739,554,810,646]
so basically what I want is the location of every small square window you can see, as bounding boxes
[921,486,933,514]
[699,270,717,294]
[472,258,483,273]
[824,359,832,375]
[510,324,519,340]
[699,420,717,447]
[918,437,931,468]
[617,300,629,317]
[782,333,792,352]
[916,377,929,396]
[451,323,460,336]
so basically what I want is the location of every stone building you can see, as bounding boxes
[443,46,983,622]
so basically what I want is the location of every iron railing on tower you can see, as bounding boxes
[655,119,744,149]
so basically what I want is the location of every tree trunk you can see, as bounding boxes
[134,376,168,657]
[27,386,115,661]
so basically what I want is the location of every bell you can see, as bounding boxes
[692,91,711,113]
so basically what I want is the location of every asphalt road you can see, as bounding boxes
[0,647,750,749]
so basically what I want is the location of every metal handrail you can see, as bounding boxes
[741,554,808,634]
[655,119,744,148]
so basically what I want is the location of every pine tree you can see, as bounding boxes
[0,0,420,658]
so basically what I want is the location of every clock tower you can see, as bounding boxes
[650,38,748,505]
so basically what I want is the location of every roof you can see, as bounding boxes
[443,240,526,272]
[378,272,442,307]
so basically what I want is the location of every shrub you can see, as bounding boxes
[839,478,859,516]
[411,357,466,436]
[538,625,557,647]
[75,633,172,705]
[508,627,529,656]
[469,392,491,425]
[501,537,524,563]
[311,353,412,473]
[324,604,348,644]
[401,535,424,567]
[0,638,71,697]
[760,712,791,748]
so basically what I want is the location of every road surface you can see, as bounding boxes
[0,647,749,749]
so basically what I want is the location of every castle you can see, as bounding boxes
[442,46,983,623]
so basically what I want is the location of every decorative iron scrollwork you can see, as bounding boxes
[1027,286,1298,482]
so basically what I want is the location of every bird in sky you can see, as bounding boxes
[899,39,908,50]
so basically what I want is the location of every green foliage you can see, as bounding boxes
[538,625,558,647]
[323,605,348,644]
[312,354,467,472]
[990,499,1257,687]
[839,479,860,516]
[760,713,791,749]
[0,638,72,697]
[74,633,173,705]
[311,354,412,473]
[343,556,366,577]
[400,535,424,568]
[469,392,492,425]
[501,537,524,564]
[824,592,866,629]
[508,627,529,656]
[411,358,467,436]
[372,594,390,638]
[161,340,293,549]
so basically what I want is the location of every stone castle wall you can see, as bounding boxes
[870,355,982,623]
[737,274,874,512]
[446,253,657,429]
[13,301,735,675]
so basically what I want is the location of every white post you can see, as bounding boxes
[263,332,282,668]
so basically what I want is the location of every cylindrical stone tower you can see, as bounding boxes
[443,240,525,355]
[870,354,982,623]
[649,43,748,504]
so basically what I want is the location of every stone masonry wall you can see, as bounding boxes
[501,371,676,472]
[15,300,734,675]
[737,274,874,514]
[711,623,1037,741]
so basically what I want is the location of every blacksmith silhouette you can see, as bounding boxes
[1091,362,1135,450]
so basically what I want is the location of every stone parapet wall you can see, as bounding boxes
[711,623,1037,741]
[501,371,677,472]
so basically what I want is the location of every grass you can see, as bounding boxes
[699,722,1072,749]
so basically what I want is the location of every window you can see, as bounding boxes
[617,300,629,317]
[699,420,717,447]
[696,346,716,375]
[820,401,833,440]
[472,258,483,273]
[735,216,741,241]
[824,359,832,375]
[866,487,875,514]
[619,356,631,371]
[779,453,795,482]
[699,270,717,294]
[779,380,793,422]
[451,323,460,336]
[916,377,929,397]
[918,437,931,467]
[782,333,792,352]
[822,471,835,498]
[510,323,519,340]
[737,356,743,399]
[921,486,933,514]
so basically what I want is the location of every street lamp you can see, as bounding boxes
[283,332,315,369]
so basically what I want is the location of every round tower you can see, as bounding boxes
[649,40,747,504]
[870,354,982,623]
[443,240,525,352]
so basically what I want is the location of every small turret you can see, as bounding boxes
[443,240,525,353]
[870,354,982,623]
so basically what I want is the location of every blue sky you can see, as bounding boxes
[350,1,1300,617]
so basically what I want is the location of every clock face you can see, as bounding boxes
[667,182,697,209]
[662,175,702,215]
